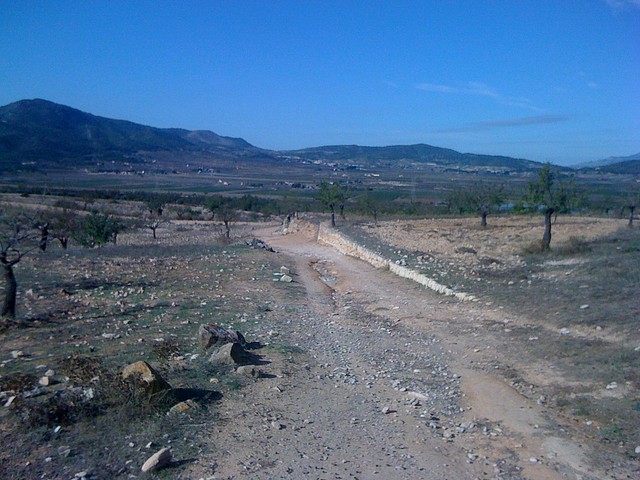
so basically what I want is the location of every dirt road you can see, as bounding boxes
[182,224,622,479]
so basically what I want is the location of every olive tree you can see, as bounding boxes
[318,182,347,227]
[0,212,37,319]
[526,163,581,251]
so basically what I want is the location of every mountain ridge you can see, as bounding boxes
[0,98,609,174]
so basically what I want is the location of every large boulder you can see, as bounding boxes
[198,324,246,350]
[122,361,171,395]
[208,342,249,366]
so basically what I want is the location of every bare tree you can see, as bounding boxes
[447,182,505,227]
[144,213,169,239]
[0,212,36,319]
[217,205,238,239]
[359,193,380,225]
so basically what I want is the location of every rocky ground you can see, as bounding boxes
[0,216,638,479]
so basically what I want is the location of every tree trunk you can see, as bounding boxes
[151,227,157,239]
[542,208,554,251]
[224,221,230,239]
[629,206,636,228]
[2,264,17,319]
[339,204,345,220]
[39,225,49,252]
[59,237,68,249]
[330,209,336,228]
[480,210,488,228]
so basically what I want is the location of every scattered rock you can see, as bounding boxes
[605,382,618,390]
[122,361,171,394]
[141,447,172,473]
[57,445,71,457]
[280,274,293,283]
[237,365,262,378]
[168,399,199,415]
[560,328,571,335]
[10,350,24,359]
[280,266,290,275]
[38,376,51,386]
[198,324,246,350]
[209,342,249,365]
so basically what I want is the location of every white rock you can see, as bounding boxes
[10,350,23,359]
[635,446,640,454]
[605,382,618,390]
[141,447,172,472]
[560,328,571,335]
[38,376,50,386]
[280,274,293,283]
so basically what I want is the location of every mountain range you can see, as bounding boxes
[0,99,637,174]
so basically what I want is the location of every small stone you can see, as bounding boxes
[167,400,198,415]
[529,457,538,463]
[635,446,640,454]
[560,328,571,335]
[4,396,16,408]
[141,447,172,473]
[10,350,23,359]
[39,376,51,386]
[45,369,55,377]
[381,406,391,414]
[280,266,290,275]
[122,361,171,394]
[57,446,71,457]
[280,274,293,283]
[271,421,285,430]
[236,365,261,378]
[74,471,88,478]
[606,382,618,390]
[580,304,589,309]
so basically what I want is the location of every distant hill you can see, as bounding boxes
[0,99,262,171]
[282,144,541,171]
[593,159,640,175]
[573,152,640,169]
[0,98,548,174]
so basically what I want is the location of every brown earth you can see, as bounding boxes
[1,214,637,479]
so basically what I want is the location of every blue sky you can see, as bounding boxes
[1,1,639,165]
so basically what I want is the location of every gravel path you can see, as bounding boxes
[182,224,621,480]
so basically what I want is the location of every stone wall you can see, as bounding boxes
[312,222,474,302]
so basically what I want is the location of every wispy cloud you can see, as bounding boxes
[605,0,640,10]
[416,81,542,111]
[416,82,458,93]
[435,115,571,134]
